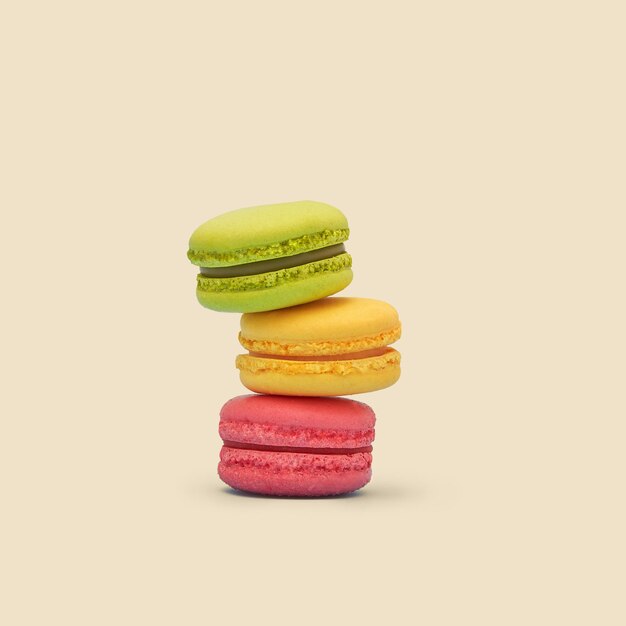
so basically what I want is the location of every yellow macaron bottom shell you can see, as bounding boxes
[196,267,353,313]
[236,348,401,396]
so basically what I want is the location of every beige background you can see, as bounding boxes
[1,1,624,624]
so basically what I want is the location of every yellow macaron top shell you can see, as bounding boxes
[239,297,401,356]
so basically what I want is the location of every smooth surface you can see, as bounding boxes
[2,2,625,625]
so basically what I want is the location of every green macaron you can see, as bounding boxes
[187,201,353,312]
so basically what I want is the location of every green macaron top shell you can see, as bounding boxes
[187,201,349,267]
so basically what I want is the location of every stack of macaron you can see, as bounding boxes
[187,201,401,496]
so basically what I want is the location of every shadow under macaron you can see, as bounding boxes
[219,486,366,500]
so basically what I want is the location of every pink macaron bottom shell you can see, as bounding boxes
[218,445,372,497]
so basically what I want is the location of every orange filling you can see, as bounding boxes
[247,347,389,362]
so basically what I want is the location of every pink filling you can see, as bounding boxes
[222,440,373,455]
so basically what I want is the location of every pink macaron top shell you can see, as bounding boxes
[219,394,375,450]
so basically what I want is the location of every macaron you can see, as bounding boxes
[187,201,353,312]
[218,394,375,496]
[236,297,401,396]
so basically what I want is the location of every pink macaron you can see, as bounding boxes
[218,394,376,496]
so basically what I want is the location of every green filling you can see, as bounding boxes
[196,253,352,293]
[187,228,349,267]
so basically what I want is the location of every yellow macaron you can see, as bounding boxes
[236,297,401,396]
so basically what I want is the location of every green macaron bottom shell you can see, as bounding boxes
[195,254,353,312]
